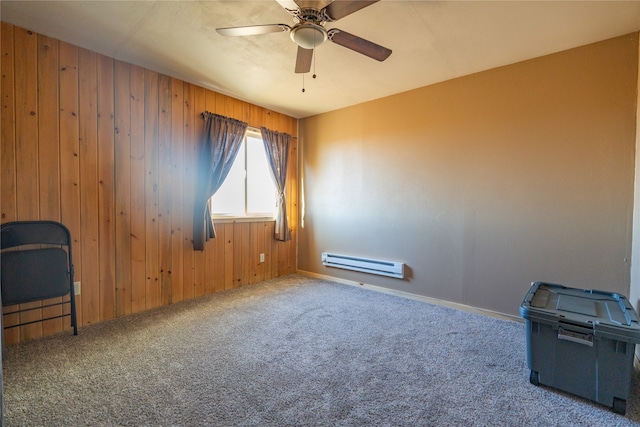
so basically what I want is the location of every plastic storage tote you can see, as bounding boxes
[520,281,640,415]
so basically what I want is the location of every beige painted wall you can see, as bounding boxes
[631,34,640,334]
[299,33,638,316]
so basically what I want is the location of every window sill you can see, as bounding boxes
[212,216,276,224]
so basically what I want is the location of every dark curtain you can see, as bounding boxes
[260,127,291,242]
[193,112,247,251]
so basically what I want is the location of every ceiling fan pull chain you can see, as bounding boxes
[313,48,317,79]
[302,73,305,93]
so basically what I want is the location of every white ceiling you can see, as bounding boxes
[2,1,640,118]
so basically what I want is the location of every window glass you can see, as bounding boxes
[247,135,277,214]
[210,131,277,218]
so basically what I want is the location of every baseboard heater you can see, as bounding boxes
[321,252,405,279]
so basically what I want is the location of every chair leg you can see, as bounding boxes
[70,293,78,336]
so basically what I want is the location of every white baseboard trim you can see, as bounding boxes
[297,270,523,324]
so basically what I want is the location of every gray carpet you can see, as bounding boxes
[3,274,640,426]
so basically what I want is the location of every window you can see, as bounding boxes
[210,129,277,218]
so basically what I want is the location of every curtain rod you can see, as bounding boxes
[247,125,297,140]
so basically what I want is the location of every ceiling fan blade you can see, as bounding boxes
[328,29,391,62]
[216,24,290,37]
[275,0,300,14]
[322,0,380,21]
[295,46,313,73]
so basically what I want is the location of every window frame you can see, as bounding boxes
[210,128,277,222]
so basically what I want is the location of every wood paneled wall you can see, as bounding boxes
[0,23,298,344]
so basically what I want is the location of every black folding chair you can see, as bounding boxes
[1,221,78,335]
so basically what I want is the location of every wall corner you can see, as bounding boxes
[629,31,640,359]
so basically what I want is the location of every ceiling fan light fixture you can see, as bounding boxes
[290,23,327,49]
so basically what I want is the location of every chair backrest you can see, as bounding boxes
[1,221,72,249]
[1,248,70,305]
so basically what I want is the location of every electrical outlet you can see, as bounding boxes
[260,253,265,263]
[74,281,81,295]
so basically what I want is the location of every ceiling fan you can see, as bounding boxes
[216,0,392,74]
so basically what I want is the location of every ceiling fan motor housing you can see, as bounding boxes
[290,7,326,24]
